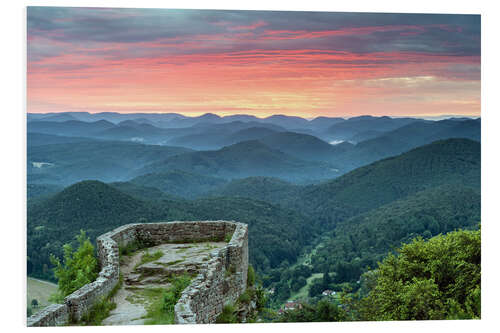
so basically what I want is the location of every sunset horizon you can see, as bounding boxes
[27,7,480,118]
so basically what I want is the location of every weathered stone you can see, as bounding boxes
[27,220,248,326]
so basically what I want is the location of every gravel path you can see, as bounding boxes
[102,242,225,326]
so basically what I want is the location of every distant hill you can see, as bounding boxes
[28,132,99,146]
[323,116,421,141]
[108,181,180,201]
[27,183,63,199]
[39,113,79,122]
[27,141,192,185]
[328,118,481,172]
[166,121,286,150]
[262,114,311,129]
[347,129,384,143]
[27,119,115,137]
[219,127,280,146]
[308,116,345,132]
[129,170,227,199]
[297,138,480,222]
[207,176,300,205]
[135,140,341,182]
[93,122,169,144]
[257,131,344,162]
[206,139,480,225]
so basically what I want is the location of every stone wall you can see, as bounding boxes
[174,221,249,323]
[27,220,248,326]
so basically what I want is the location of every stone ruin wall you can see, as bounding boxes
[27,220,249,326]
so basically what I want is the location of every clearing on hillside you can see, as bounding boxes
[27,277,58,315]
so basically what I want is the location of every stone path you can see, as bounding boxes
[102,242,226,326]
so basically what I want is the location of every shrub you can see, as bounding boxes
[224,232,234,243]
[354,228,481,321]
[50,230,98,297]
[216,303,238,323]
[31,299,39,308]
[247,265,256,287]
[238,291,251,304]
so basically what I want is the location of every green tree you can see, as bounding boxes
[50,230,98,297]
[31,299,38,308]
[279,299,347,322]
[353,228,480,321]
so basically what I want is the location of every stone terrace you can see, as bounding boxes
[27,221,248,326]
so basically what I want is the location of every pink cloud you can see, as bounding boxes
[228,20,268,31]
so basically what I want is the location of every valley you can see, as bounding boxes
[26,112,481,322]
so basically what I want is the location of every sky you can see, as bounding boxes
[27,7,481,118]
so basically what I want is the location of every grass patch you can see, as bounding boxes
[224,232,234,243]
[135,250,163,268]
[125,293,145,305]
[77,296,117,326]
[71,273,123,326]
[238,290,251,304]
[216,303,238,323]
[143,274,192,325]
[27,277,58,315]
[109,273,123,298]
[119,238,154,257]
[288,273,323,301]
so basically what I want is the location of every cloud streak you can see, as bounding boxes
[27,7,481,117]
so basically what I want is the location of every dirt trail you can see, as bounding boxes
[102,242,225,326]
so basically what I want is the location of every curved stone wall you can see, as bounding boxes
[27,220,248,326]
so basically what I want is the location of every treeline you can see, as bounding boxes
[27,181,319,281]
[262,184,480,303]
[276,228,481,322]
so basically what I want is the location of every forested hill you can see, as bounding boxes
[305,183,480,295]
[27,138,481,302]
[27,181,317,281]
[133,140,341,182]
[207,138,480,225]
[300,138,479,213]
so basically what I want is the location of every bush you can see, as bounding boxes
[31,299,39,308]
[247,265,256,287]
[255,286,268,310]
[238,291,251,304]
[50,230,98,297]
[216,304,238,323]
[224,232,234,243]
[278,299,347,322]
[354,228,481,321]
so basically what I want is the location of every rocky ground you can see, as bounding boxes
[102,241,226,326]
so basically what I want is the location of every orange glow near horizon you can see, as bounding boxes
[27,8,481,118]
